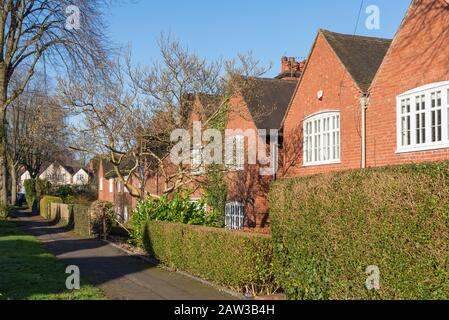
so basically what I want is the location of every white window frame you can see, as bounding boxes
[76,174,85,184]
[109,179,113,193]
[396,81,449,153]
[303,111,341,166]
[225,202,245,230]
[99,177,103,191]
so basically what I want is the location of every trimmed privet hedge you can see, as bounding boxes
[39,196,63,219]
[269,162,449,300]
[72,204,92,238]
[144,221,276,293]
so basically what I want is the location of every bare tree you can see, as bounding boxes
[20,92,67,180]
[0,0,108,204]
[59,35,269,200]
[7,72,68,205]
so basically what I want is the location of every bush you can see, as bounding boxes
[144,221,277,294]
[24,179,37,211]
[24,179,51,213]
[130,191,218,246]
[36,179,52,198]
[204,166,228,228]
[39,196,63,219]
[269,162,449,300]
[48,184,96,203]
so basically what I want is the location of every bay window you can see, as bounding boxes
[303,111,341,166]
[397,81,449,153]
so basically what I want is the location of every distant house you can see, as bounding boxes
[97,159,139,223]
[19,161,91,193]
[224,73,299,231]
[96,59,301,231]
[180,59,301,231]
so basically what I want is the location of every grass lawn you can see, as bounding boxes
[0,220,106,300]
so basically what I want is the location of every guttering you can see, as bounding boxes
[360,94,369,169]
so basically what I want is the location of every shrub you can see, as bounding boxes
[24,179,51,213]
[49,184,97,204]
[144,221,277,294]
[204,166,228,228]
[36,179,52,198]
[270,162,449,300]
[130,191,218,246]
[39,196,63,219]
[24,179,37,211]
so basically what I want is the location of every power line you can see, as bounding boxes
[354,0,365,35]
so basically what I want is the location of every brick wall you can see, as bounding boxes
[366,0,449,167]
[226,94,274,231]
[97,160,114,203]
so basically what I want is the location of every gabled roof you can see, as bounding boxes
[241,78,298,131]
[40,161,88,176]
[281,29,392,128]
[321,29,392,92]
[101,158,137,179]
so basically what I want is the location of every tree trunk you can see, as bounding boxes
[0,109,8,206]
[0,69,8,206]
[9,162,17,206]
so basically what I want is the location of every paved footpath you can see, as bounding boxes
[10,209,235,300]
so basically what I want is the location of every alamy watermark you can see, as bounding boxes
[170,121,279,177]
[66,265,80,290]
[65,5,81,31]
[365,5,381,30]
[365,265,381,291]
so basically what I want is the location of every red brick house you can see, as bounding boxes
[366,0,449,167]
[225,75,298,230]
[97,159,139,223]
[282,29,391,176]
[175,67,299,231]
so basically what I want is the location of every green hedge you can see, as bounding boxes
[144,221,276,293]
[72,204,92,238]
[270,162,449,300]
[39,196,63,219]
[24,179,37,212]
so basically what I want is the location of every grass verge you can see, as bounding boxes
[0,220,106,300]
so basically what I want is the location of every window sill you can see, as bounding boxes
[396,143,449,154]
[302,160,342,168]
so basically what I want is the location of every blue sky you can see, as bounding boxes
[105,0,411,77]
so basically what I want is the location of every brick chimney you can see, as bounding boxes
[278,57,305,80]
